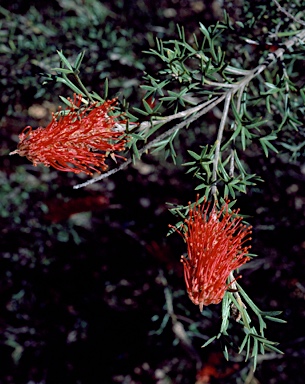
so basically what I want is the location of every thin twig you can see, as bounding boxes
[137,96,218,132]
[229,84,245,178]
[74,73,94,102]
[273,0,305,27]
[228,271,249,328]
[211,92,232,198]
[204,79,237,88]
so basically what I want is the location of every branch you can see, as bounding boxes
[229,84,245,178]
[73,95,226,189]
[138,96,219,132]
[74,29,305,189]
[227,272,249,327]
[211,92,232,197]
[273,0,305,27]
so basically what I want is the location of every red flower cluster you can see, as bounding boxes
[10,96,127,175]
[173,198,251,311]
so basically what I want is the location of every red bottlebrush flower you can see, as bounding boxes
[172,198,251,311]
[10,96,127,175]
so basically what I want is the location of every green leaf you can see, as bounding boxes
[260,310,283,316]
[239,334,249,354]
[199,22,211,43]
[251,336,258,371]
[223,345,229,361]
[55,77,85,95]
[249,333,271,344]
[104,77,109,99]
[187,150,201,160]
[264,316,287,323]
[142,99,154,114]
[266,95,271,113]
[201,335,217,348]
[265,82,279,90]
[132,107,150,116]
[264,344,284,354]
[245,337,251,361]
[259,135,278,157]
[228,122,242,143]
[52,67,74,74]
[185,166,198,174]
[90,91,105,103]
[231,99,243,124]
[246,119,268,129]
[224,184,230,197]
[74,51,86,70]
[132,141,140,159]
[57,50,73,70]
[59,95,75,107]
[241,126,247,150]
[236,21,244,28]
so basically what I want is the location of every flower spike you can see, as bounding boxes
[171,198,252,311]
[10,95,127,175]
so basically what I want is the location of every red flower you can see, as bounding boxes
[10,96,127,175]
[172,198,251,311]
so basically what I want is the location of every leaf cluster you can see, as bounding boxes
[203,283,286,371]
[184,146,262,199]
[133,8,305,199]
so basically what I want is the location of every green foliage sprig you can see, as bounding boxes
[203,276,286,371]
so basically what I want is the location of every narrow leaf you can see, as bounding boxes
[201,335,217,348]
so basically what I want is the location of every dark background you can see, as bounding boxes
[1,1,305,383]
